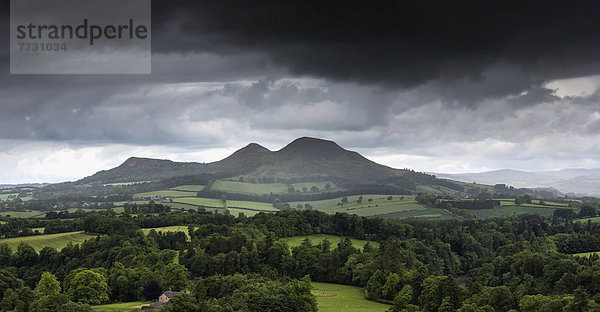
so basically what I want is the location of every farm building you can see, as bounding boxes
[158,291,183,303]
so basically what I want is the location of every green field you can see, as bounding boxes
[211,180,290,195]
[91,301,148,311]
[532,200,569,207]
[170,197,275,213]
[291,181,344,192]
[134,190,197,199]
[226,202,279,218]
[227,208,262,217]
[471,205,572,218]
[172,197,225,208]
[284,234,379,249]
[290,195,425,217]
[575,217,600,223]
[212,180,341,196]
[174,194,447,220]
[170,185,205,192]
[168,202,202,211]
[376,208,453,220]
[0,211,46,218]
[312,282,390,312]
[0,193,19,200]
[228,200,278,211]
[142,226,191,239]
[112,200,150,205]
[0,231,97,252]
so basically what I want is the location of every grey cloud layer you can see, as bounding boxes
[150,1,600,101]
[1,1,600,181]
[2,74,598,154]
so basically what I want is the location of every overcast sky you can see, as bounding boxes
[2,1,600,183]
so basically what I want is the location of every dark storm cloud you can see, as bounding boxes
[151,0,600,100]
[2,0,600,184]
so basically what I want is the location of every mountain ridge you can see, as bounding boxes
[80,137,404,184]
[73,137,561,198]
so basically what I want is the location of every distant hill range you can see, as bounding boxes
[65,137,558,198]
[81,137,401,183]
[73,137,486,196]
[434,169,600,197]
[0,183,49,189]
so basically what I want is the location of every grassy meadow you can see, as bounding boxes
[227,200,278,211]
[290,195,425,217]
[0,231,96,252]
[0,211,46,218]
[142,226,193,241]
[376,207,453,220]
[470,200,575,218]
[227,208,262,217]
[212,180,341,196]
[88,282,389,312]
[0,193,19,200]
[168,202,202,211]
[575,216,600,223]
[284,234,380,249]
[572,251,600,257]
[134,190,197,198]
[170,185,205,192]
[91,301,149,312]
[312,282,390,312]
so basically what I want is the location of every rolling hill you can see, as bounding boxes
[71,137,489,196]
[79,137,404,183]
[435,168,600,196]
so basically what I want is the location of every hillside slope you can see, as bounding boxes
[244,137,401,181]
[74,137,485,196]
[79,157,211,184]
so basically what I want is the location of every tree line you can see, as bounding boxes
[3,208,600,310]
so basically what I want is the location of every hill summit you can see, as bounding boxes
[80,137,401,183]
[120,157,175,168]
[77,137,474,196]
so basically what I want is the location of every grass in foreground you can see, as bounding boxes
[91,301,148,312]
[284,234,380,249]
[0,231,96,252]
[312,282,390,312]
[571,251,600,257]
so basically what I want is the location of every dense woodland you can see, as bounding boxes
[0,202,600,311]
